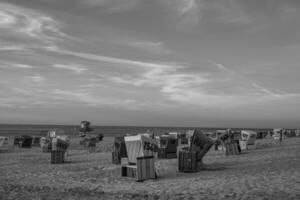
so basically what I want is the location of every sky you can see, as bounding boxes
[1,0,300,128]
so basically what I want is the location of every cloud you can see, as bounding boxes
[160,79,300,108]
[249,82,278,97]
[159,0,300,29]
[0,9,16,26]
[0,62,34,70]
[109,63,208,92]
[208,60,229,72]
[81,0,140,12]
[124,41,171,55]
[14,74,45,84]
[0,2,69,46]
[0,40,26,52]
[0,87,49,109]
[0,83,169,110]
[114,58,300,108]
[46,45,181,70]
[208,60,282,96]
[0,45,24,51]
[45,45,300,108]
[210,0,252,25]
[86,35,172,55]
[52,64,87,74]
[30,74,45,83]
[81,0,112,7]
[178,0,198,15]
[49,88,160,110]
[14,64,34,69]
[20,15,66,39]
[164,0,201,29]
[203,0,300,26]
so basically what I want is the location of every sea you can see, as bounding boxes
[0,124,272,137]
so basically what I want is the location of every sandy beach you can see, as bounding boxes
[1,137,299,200]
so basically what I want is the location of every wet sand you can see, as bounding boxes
[1,137,299,200]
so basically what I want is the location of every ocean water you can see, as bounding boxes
[0,124,270,137]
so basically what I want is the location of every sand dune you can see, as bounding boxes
[1,137,299,200]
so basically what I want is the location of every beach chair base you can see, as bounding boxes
[122,156,156,182]
[51,150,65,164]
[178,151,198,173]
[225,141,240,156]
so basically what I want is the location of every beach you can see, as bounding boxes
[1,136,299,200]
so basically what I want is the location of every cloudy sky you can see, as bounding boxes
[1,0,300,128]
